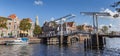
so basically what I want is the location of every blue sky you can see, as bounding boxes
[0,0,120,31]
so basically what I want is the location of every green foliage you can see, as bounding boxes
[111,1,120,12]
[0,17,8,29]
[1,32,3,37]
[19,18,32,31]
[9,32,12,36]
[33,25,42,35]
[101,26,108,34]
[110,31,116,35]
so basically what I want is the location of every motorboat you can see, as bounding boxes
[5,37,29,45]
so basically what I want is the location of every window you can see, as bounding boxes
[14,25,16,29]
[9,23,11,25]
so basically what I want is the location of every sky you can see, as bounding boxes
[0,0,120,31]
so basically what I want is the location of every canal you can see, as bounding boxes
[0,42,119,56]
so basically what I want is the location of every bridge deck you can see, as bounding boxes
[98,34,120,38]
[38,31,90,38]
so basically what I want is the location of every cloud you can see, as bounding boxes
[34,0,43,6]
[100,8,120,31]
[100,8,120,19]
[51,17,55,21]
[83,23,88,25]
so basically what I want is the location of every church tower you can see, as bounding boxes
[35,16,39,25]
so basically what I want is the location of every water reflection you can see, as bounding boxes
[0,42,119,56]
[0,42,85,56]
[33,42,85,56]
[0,45,33,56]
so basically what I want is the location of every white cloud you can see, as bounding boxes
[109,24,113,27]
[83,23,88,25]
[51,17,55,21]
[34,0,43,6]
[99,8,120,31]
[100,8,120,19]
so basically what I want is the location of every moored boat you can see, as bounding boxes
[5,37,29,45]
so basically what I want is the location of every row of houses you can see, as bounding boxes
[42,21,93,35]
[0,14,34,37]
[0,14,94,38]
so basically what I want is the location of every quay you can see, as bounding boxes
[0,37,41,45]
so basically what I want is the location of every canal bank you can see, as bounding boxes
[0,37,41,45]
[0,41,117,56]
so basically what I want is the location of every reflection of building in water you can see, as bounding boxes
[0,45,33,56]
[14,45,33,56]
[32,44,48,56]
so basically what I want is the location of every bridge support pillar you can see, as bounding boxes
[47,37,59,45]
[67,36,71,44]
[90,34,104,49]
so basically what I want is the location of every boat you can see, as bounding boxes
[5,37,29,45]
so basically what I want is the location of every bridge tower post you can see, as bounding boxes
[60,19,63,45]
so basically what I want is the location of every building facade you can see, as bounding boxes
[0,14,34,37]
[77,24,93,32]
[42,21,77,35]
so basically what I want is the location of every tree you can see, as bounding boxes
[0,17,7,37]
[111,1,120,11]
[19,18,32,31]
[1,32,3,37]
[77,25,84,30]
[33,25,42,35]
[110,31,116,35]
[19,18,32,37]
[101,26,108,34]
[9,32,12,36]
[0,17,8,29]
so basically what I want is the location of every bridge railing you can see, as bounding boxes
[38,30,90,38]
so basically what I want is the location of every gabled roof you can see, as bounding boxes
[0,16,12,20]
[28,18,32,22]
[8,14,17,19]
[64,22,75,27]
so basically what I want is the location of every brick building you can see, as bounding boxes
[0,14,34,37]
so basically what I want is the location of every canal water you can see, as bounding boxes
[0,42,119,56]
